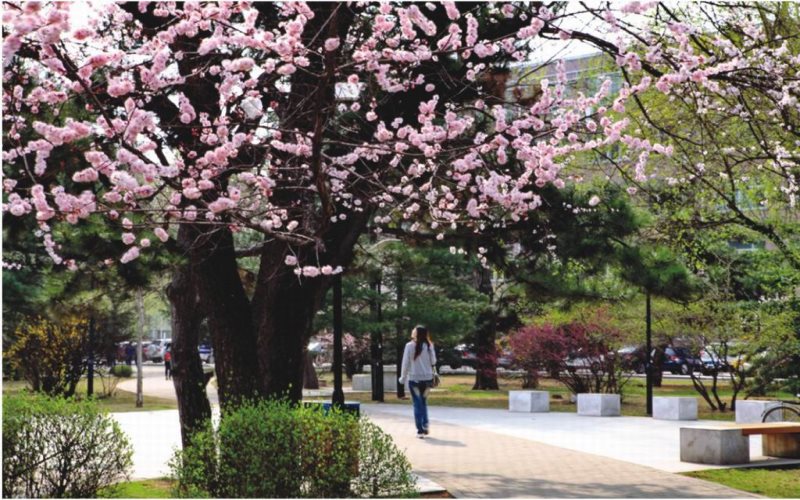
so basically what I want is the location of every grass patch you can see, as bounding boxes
[99,478,174,498]
[2,379,177,413]
[684,467,800,498]
[325,372,791,420]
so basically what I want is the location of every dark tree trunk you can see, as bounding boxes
[652,345,665,387]
[252,244,326,402]
[394,272,406,399]
[168,225,213,446]
[191,227,262,407]
[166,249,211,448]
[303,350,320,390]
[473,265,499,390]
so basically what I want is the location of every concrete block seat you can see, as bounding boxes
[680,422,800,465]
[351,374,371,391]
[577,393,620,417]
[653,397,697,421]
[351,367,399,392]
[736,400,781,423]
[509,391,550,413]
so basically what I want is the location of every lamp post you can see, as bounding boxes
[87,316,95,397]
[332,274,345,408]
[645,290,653,416]
[370,275,384,402]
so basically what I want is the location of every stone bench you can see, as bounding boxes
[577,393,620,416]
[509,391,550,413]
[680,422,800,465]
[653,396,697,421]
[351,374,371,391]
[351,368,400,392]
[736,400,781,423]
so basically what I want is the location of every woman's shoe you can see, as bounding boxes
[416,433,425,439]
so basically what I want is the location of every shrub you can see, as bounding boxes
[170,400,417,498]
[5,316,87,397]
[2,392,133,498]
[110,364,133,378]
[95,367,122,398]
[509,314,629,396]
[351,419,417,498]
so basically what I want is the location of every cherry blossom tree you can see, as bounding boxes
[4,1,797,443]
[575,2,800,268]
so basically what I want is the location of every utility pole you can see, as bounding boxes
[136,288,145,408]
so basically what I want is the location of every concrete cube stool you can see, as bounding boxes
[680,426,749,465]
[509,391,550,413]
[653,397,697,421]
[383,367,398,392]
[577,393,620,416]
[736,400,781,423]
[351,374,371,391]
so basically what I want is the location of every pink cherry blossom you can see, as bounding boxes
[120,246,140,264]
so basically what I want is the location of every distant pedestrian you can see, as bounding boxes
[399,325,437,439]
[125,343,135,365]
[164,349,172,380]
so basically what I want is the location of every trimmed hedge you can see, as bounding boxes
[110,364,133,378]
[2,392,133,498]
[170,399,416,498]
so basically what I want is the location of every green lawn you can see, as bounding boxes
[325,372,792,420]
[685,467,800,498]
[99,479,173,498]
[2,379,177,413]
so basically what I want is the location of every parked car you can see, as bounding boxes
[435,344,513,370]
[617,345,647,374]
[699,348,727,375]
[198,344,214,363]
[662,346,703,375]
[145,339,171,363]
[565,351,605,371]
[436,344,476,370]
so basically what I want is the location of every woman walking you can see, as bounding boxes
[399,325,437,438]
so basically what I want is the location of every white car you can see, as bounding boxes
[145,339,171,363]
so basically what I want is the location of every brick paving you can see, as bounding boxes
[363,407,759,498]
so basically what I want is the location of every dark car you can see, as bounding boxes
[699,348,727,375]
[662,346,703,375]
[436,344,514,370]
[617,345,647,374]
[436,344,476,370]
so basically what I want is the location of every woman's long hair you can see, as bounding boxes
[413,325,432,359]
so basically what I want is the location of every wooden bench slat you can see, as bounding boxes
[741,426,800,436]
[684,422,800,436]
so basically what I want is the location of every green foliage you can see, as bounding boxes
[314,239,486,353]
[351,419,417,498]
[170,399,417,498]
[110,364,134,378]
[2,392,133,498]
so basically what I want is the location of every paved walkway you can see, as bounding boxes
[362,407,758,498]
[115,366,768,498]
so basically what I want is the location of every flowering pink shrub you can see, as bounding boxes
[509,314,628,395]
[313,332,370,379]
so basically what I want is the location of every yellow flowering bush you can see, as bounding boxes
[6,316,87,397]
